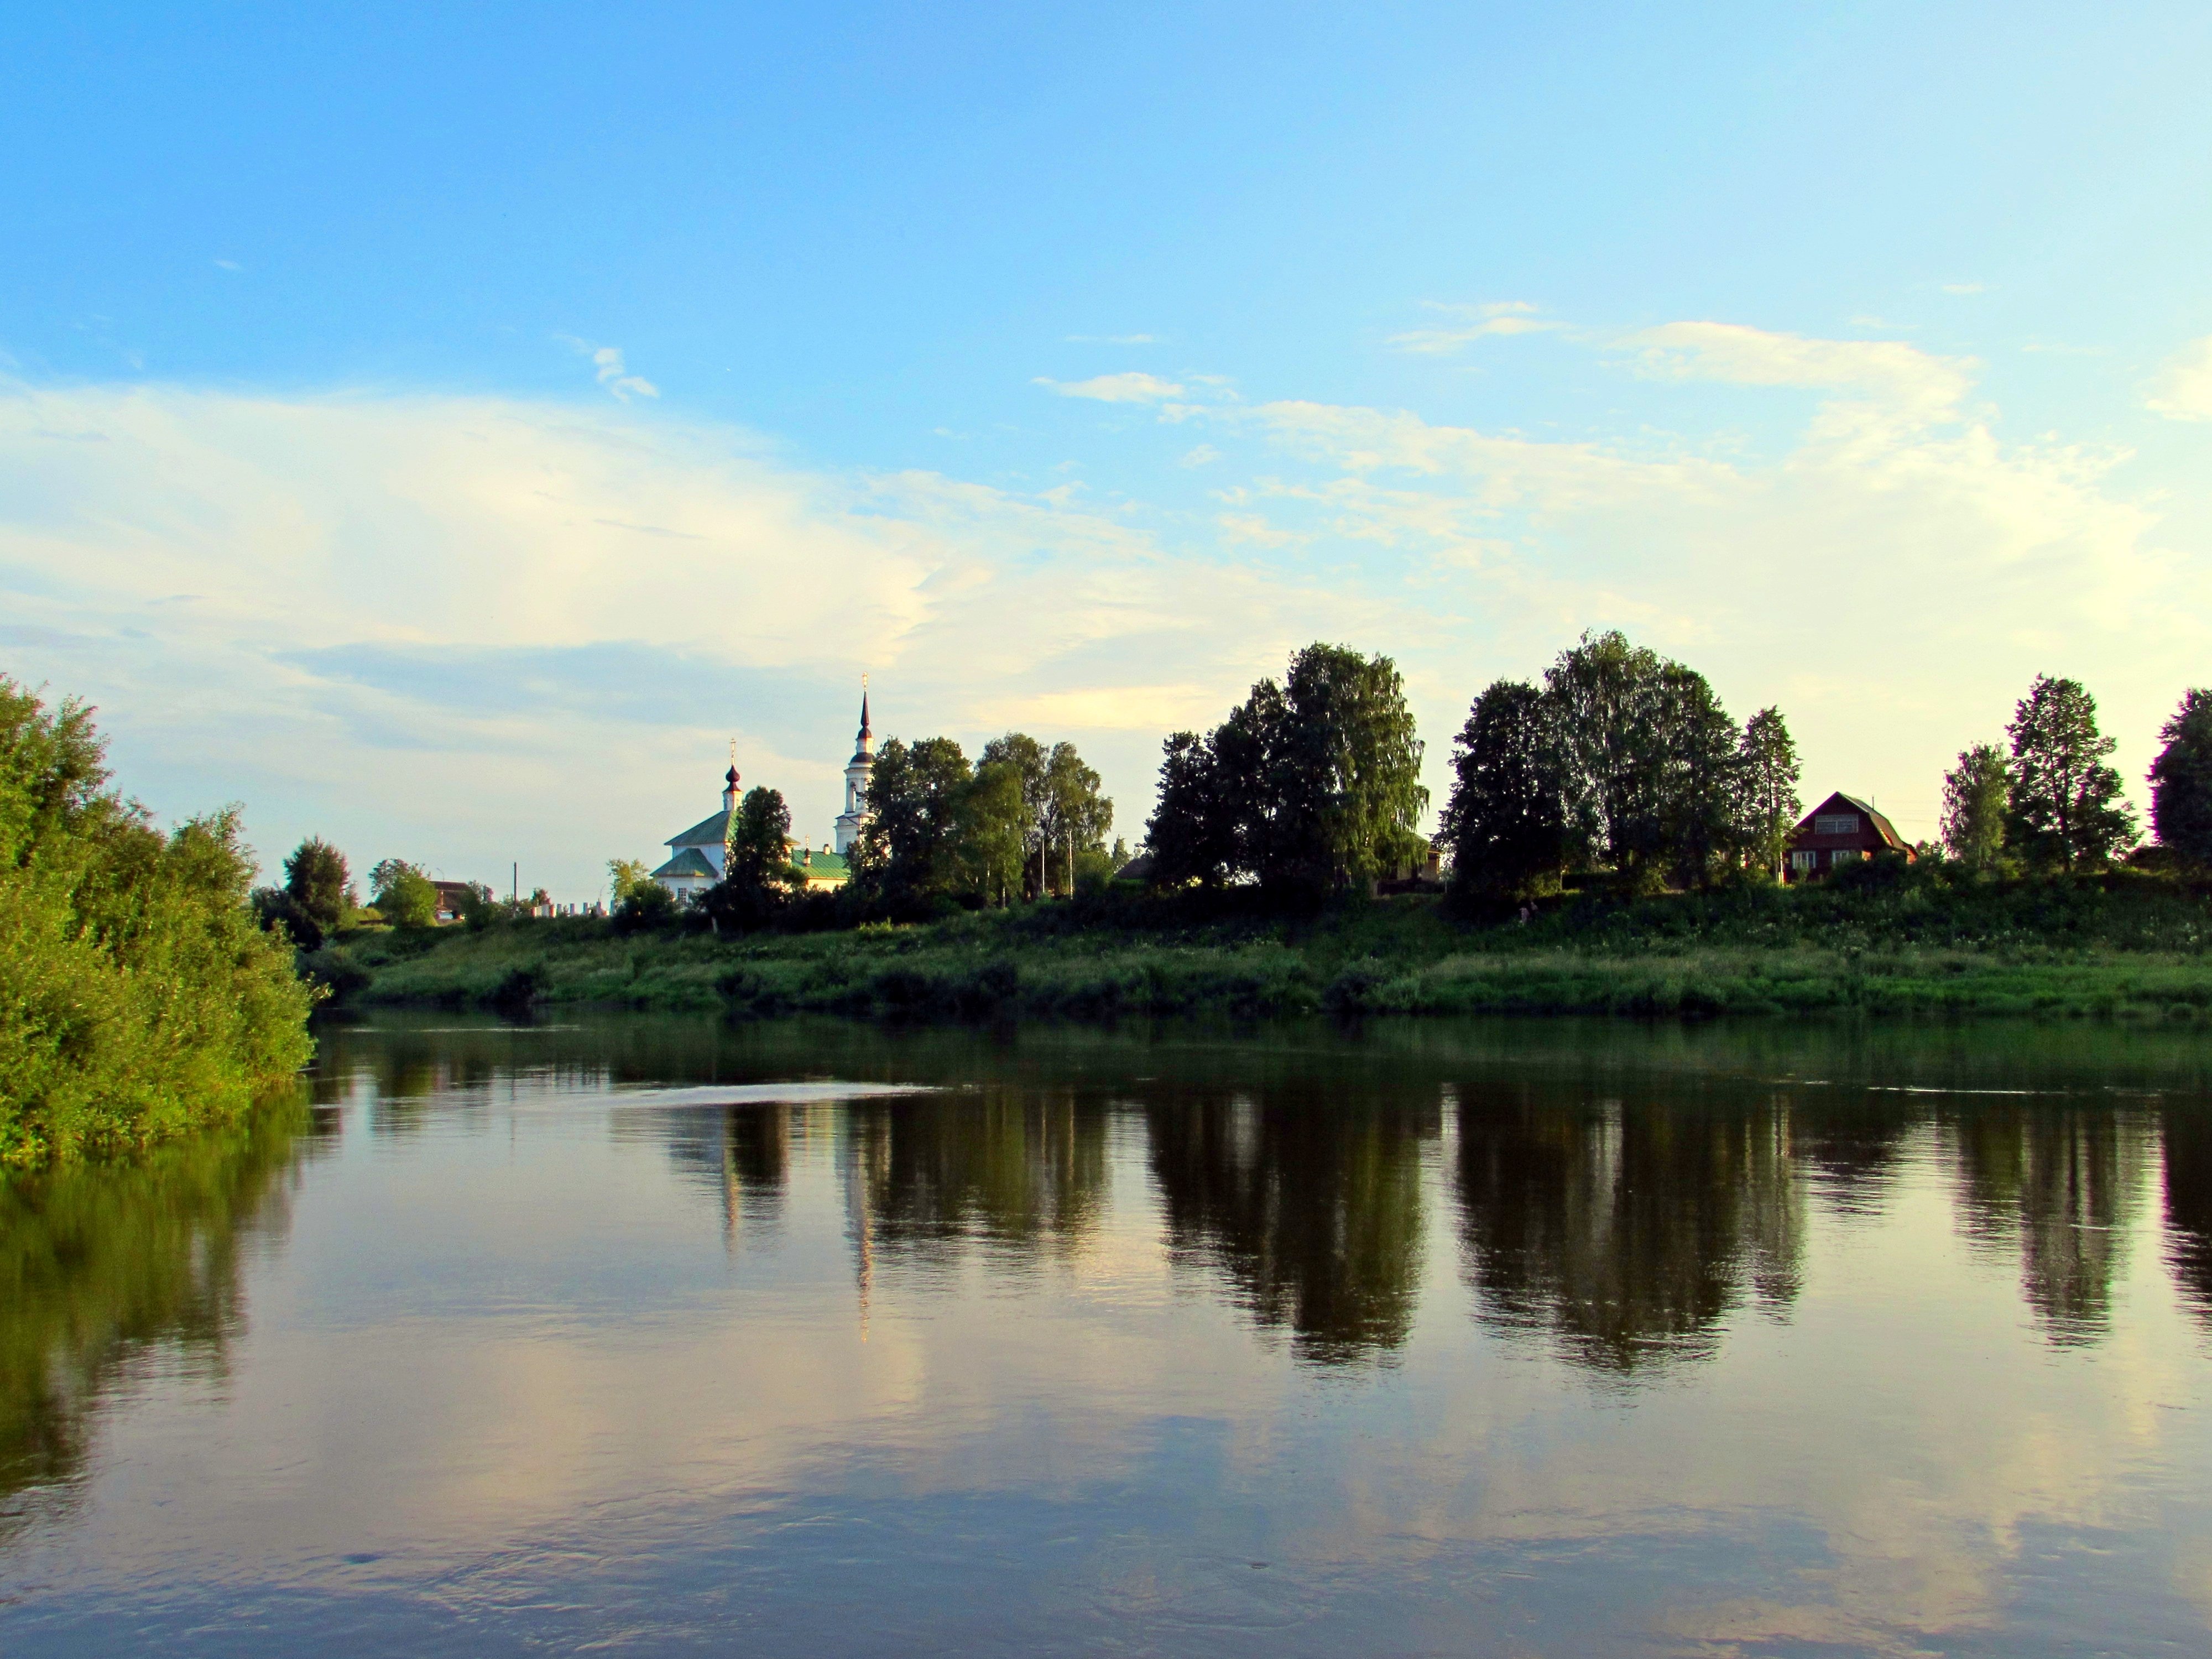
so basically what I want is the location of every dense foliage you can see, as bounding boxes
[0,678,315,1165]
[2151,688,2212,870]
[2004,674,2137,872]
[1145,643,1427,899]
[1941,742,2011,869]
[1436,632,1798,904]
[847,731,1114,919]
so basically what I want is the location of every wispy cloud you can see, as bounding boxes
[559,337,659,401]
[1620,321,1975,429]
[1390,301,1558,355]
[1034,372,1184,404]
[1065,333,1159,345]
[1940,281,1988,295]
[2148,336,2212,421]
[213,259,244,273]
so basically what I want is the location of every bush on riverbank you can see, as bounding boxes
[322,856,2212,1024]
[0,680,316,1166]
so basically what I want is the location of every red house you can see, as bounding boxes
[1785,792,1911,880]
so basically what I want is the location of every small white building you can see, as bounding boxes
[650,765,740,901]
[649,690,878,901]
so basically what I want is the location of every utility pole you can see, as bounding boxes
[512,862,518,903]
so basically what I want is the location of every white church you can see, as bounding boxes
[649,689,877,901]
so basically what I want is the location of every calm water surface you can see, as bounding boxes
[7,1015,2212,1656]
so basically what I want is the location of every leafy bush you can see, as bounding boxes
[1,677,316,1165]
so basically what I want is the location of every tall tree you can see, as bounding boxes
[1940,743,2010,870]
[1541,630,1670,875]
[958,758,1030,906]
[2149,688,2212,869]
[1653,663,1743,886]
[1438,679,1566,906]
[1040,742,1113,894]
[1263,643,1427,894]
[1735,708,1802,881]
[2005,675,2137,871]
[1145,729,1237,889]
[848,736,973,914]
[705,787,800,931]
[979,732,1051,895]
[283,837,353,937]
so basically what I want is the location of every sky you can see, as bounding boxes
[3,1,2210,898]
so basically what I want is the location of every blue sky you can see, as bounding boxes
[4,3,2210,895]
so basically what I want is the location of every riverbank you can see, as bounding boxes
[312,870,2212,1021]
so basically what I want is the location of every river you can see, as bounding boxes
[5,1013,2212,1655]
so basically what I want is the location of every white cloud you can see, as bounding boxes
[2147,336,2212,421]
[1034,372,1185,404]
[1179,444,1221,468]
[591,345,659,401]
[1390,301,1559,355]
[213,259,244,273]
[0,382,1418,894]
[1213,326,2195,841]
[1620,321,1975,425]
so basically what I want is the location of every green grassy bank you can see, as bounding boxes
[316,867,2212,1023]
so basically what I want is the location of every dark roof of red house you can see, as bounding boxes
[1790,791,1908,851]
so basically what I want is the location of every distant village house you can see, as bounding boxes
[1785,791,1911,880]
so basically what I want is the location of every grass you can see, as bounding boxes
[314,864,2212,1024]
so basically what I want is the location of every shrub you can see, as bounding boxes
[1,677,316,1165]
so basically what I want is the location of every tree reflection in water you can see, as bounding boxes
[1146,1087,1438,1364]
[1947,1106,2152,1346]
[2162,1110,2212,1328]
[1453,1086,1801,1372]
[0,1100,322,1541]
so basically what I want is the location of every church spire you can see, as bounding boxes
[857,674,871,744]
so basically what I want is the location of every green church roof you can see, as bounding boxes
[667,808,734,849]
[650,847,719,880]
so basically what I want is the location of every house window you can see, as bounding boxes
[1814,813,1859,836]
[1789,851,1817,873]
[1830,849,1865,866]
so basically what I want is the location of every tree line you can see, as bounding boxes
[1140,633,2212,909]
[1938,676,2210,874]
[599,729,1122,932]
[251,637,2212,954]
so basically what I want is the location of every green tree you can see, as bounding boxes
[1735,707,1802,881]
[1940,742,2011,870]
[1,676,314,1165]
[1653,662,1744,887]
[1040,742,1113,895]
[607,858,655,906]
[979,732,1050,896]
[702,786,801,932]
[1144,729,1238,889]
[1268,643,1427,894]
[1542,630,1670,875]
[958,759,1030,906]
[1438,679,1566,906]
[368,858,440,928]
[274,845,356,947]
[848,735,973,915]
[2149,688,2212,869]
[2005,675,2137,871]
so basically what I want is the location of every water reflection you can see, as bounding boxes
[9,1016,2212,1657]
[1454,1087,1799,1371]
[1147,1087,1437,1363]
[1948,1107,2151,1345]
[0,1103,314,1538]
